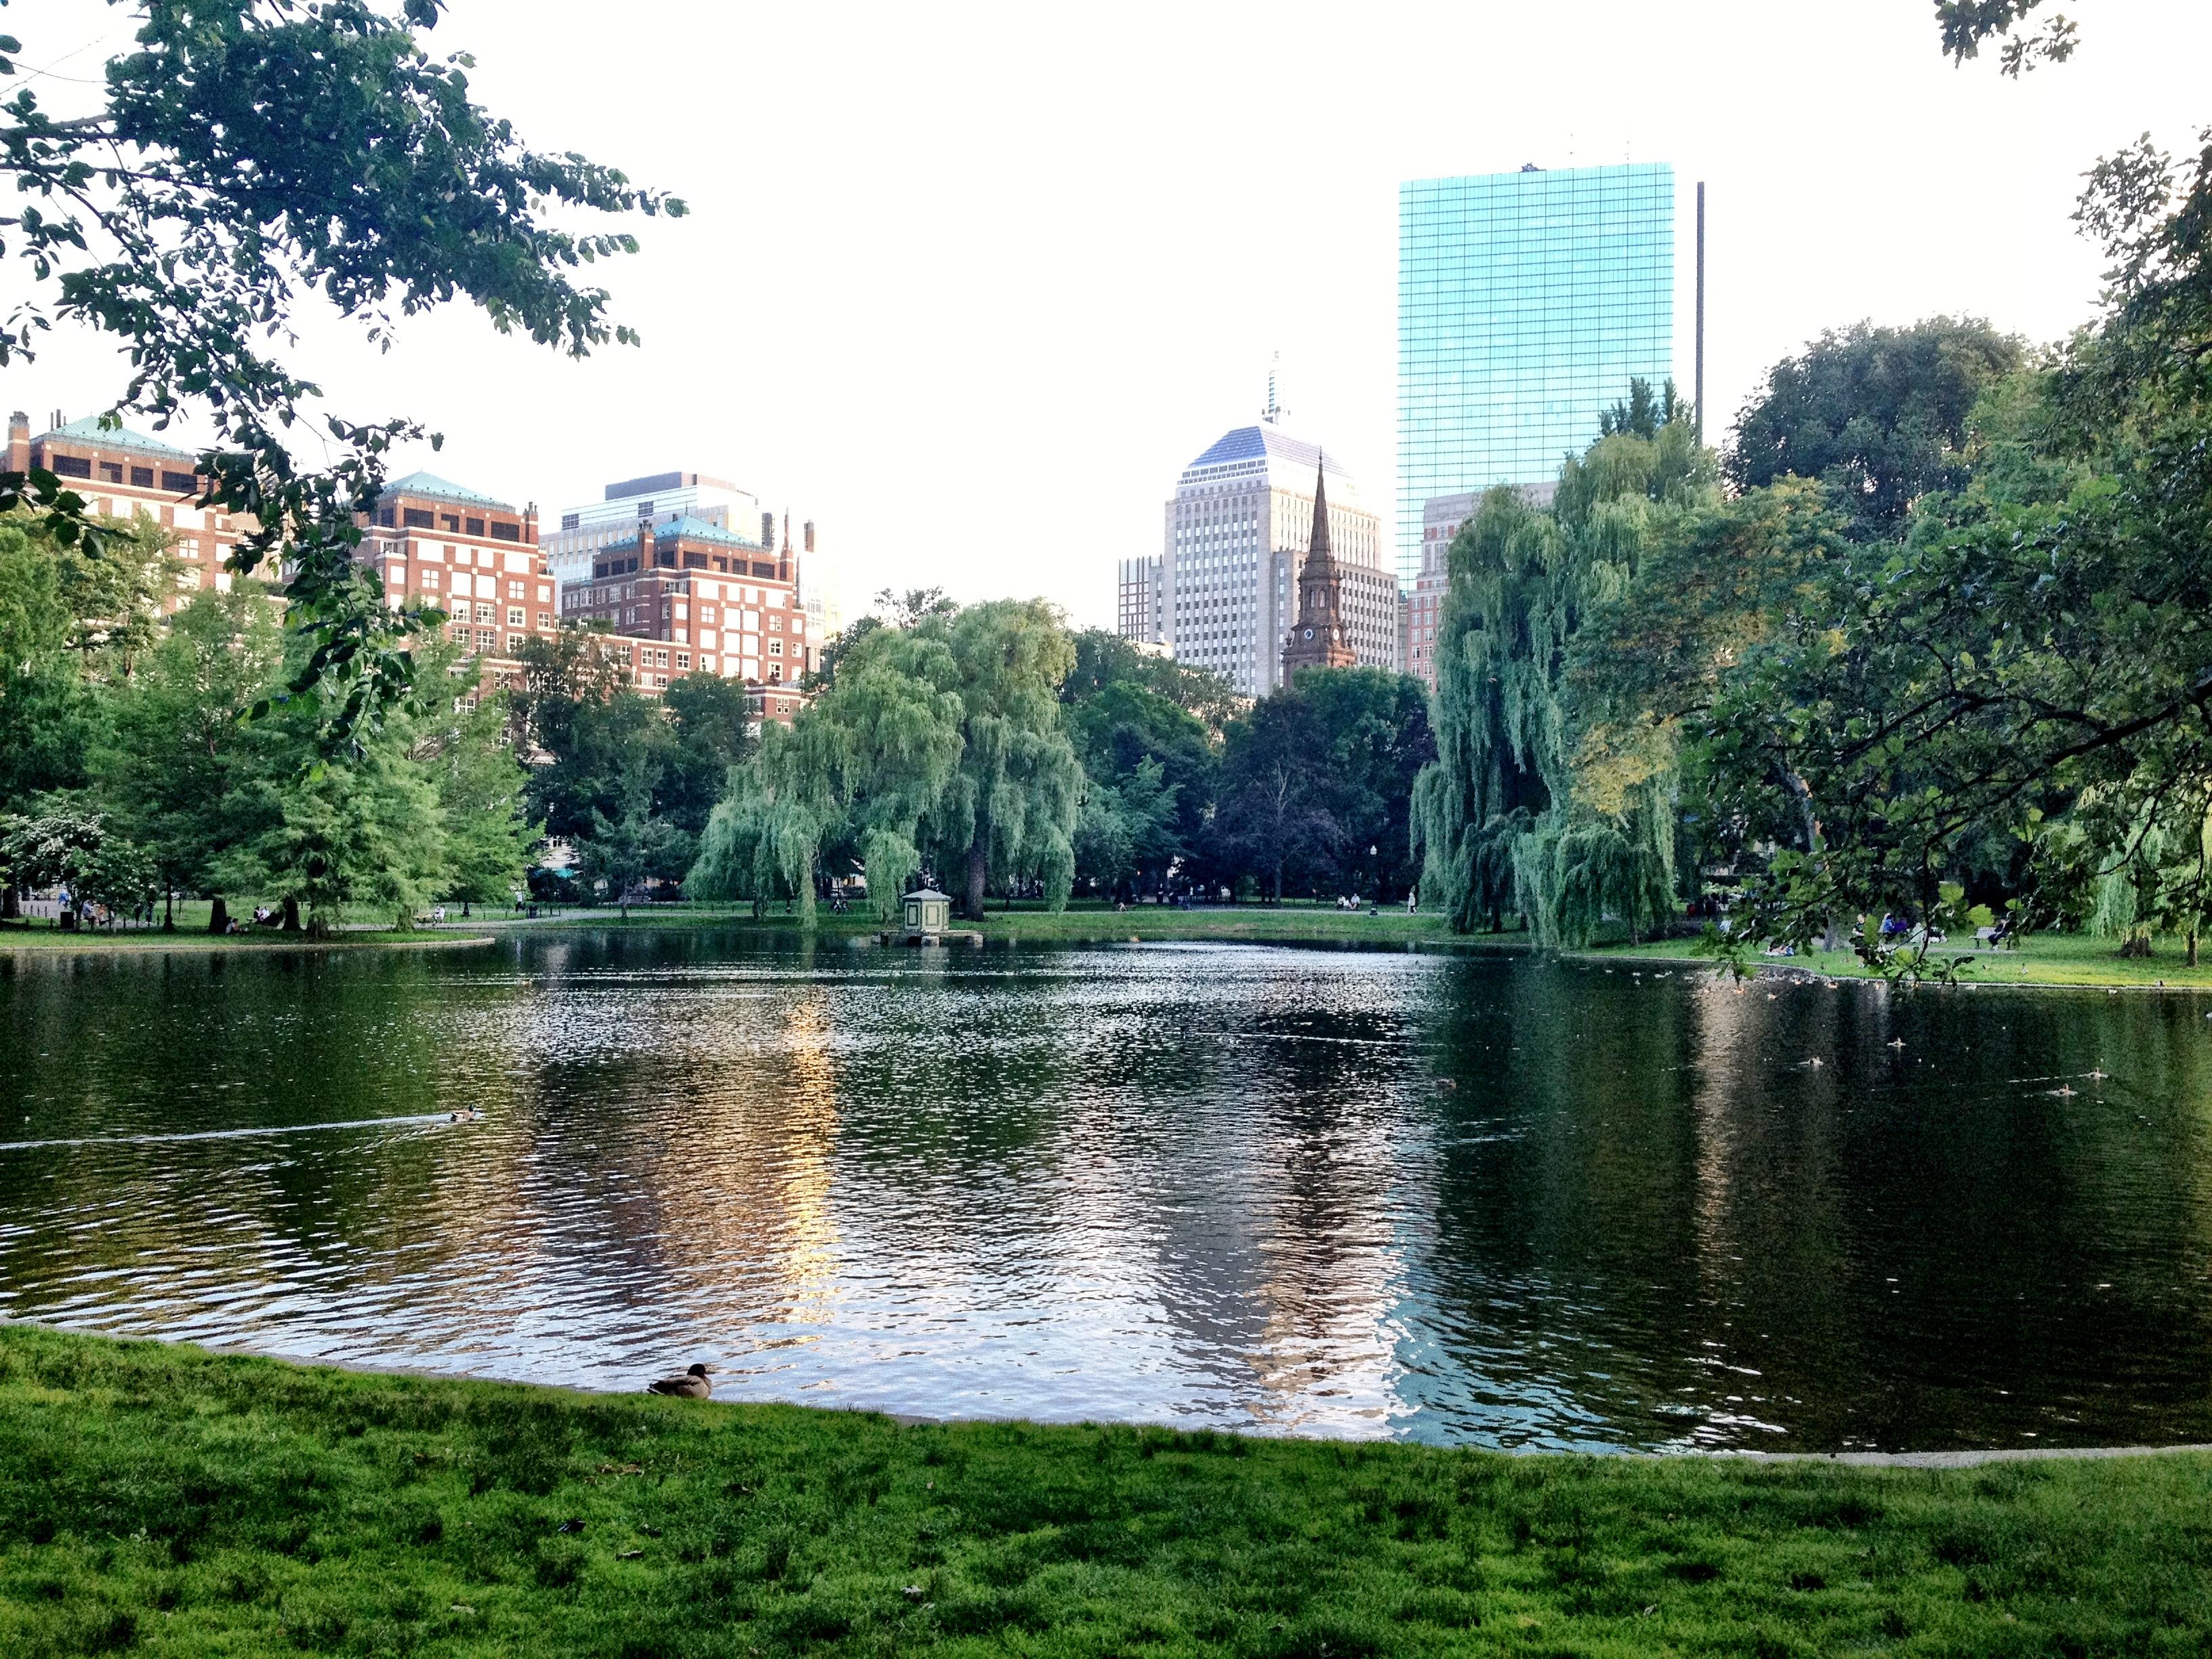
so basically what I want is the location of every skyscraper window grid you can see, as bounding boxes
[1396,163,1673,585]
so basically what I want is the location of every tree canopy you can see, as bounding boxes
[1725,319,2024,539]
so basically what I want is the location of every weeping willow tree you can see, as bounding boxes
[689,718,842,920]
[2074,785,2212,964]
[690,623,964,922]
[689,599,1085,924]
[1414,383,1718,945]
[918,600,1083,919]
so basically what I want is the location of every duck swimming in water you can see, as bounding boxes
[647,1363,712,1399]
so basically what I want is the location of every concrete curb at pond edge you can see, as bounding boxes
[30,1328,2203,1471]
[1722,1443,2212,1469]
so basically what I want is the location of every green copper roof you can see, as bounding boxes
[42,415,194,463]
[606,514,763,554]
[380,470,512,511]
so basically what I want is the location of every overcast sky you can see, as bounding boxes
[10,1,2212,626]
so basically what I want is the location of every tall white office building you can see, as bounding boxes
[1162,402,1396,698]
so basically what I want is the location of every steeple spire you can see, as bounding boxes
[1282,455,1355,681]
[1308,458,1330,560]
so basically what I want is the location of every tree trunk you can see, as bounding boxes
[281,896,301,933]
[964,835,988,922]
[1271,861,1284,904]
[1,885,18,921]
[162,887,174,931]
[208,896,230,935]
[2190,931,2200,968]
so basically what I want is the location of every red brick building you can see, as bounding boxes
[559,516,814,690]
[7,410,253,610]
[363,473,808,725]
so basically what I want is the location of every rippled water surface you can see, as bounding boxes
[5,931,2212,1452]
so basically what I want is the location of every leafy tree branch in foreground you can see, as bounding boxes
[0,0,682,749]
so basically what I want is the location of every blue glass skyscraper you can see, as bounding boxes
[1397,163,1674,585]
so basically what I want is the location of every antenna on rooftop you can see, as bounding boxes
[1261,352,1286,424]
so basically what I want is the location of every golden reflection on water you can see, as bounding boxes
[8,939,2212,1450]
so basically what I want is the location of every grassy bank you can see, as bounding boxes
[1585,930,2212,991]
[0,924,497,954]
[3,1330,2209,1656]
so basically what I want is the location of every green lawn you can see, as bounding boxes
[1584,929,2212,991]
[2,1330,2208,1657]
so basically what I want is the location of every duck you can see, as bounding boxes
[1433,1078,1458,1093]
[1886,1038,1906,1050]
[447,1108,482,1124]
[647,1364,712,1399]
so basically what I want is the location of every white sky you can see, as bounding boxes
[8,1,2211,626]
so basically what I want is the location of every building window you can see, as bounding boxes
[675,652,691,671]
[474,602,493,623]
[536,612,551,630]
[440,514,460,532]
[507,607,525,628]
[403,507,434,529]
[164,470,197,495]
[51,454,91,478]
[474,628,495,651]
[768,639,783,657]
[100,461,124,483]
[465,517,485,537]
[129,466,154,487]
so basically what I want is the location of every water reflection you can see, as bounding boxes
[3,935,2210,1450]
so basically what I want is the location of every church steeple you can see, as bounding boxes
[1308,462,1331,561]
[1281,456,1357,680]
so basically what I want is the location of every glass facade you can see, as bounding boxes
[1397,164,1673,584]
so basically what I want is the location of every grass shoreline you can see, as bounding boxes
[0,926,499,955]
[2,1327,2208,1656]
[12,899,2212,993]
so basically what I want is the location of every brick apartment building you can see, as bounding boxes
[363,473,808,724]
[7,410,253,609]
[8,409,809,726]
[559,516,813,691]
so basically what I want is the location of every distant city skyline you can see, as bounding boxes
[1143,407,1397,697]
[13,1,2211,630]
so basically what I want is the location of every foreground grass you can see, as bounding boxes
[3,1331,2209,1657]
[1586,930,2212,990]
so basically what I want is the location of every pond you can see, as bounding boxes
[3,932,2210,1452]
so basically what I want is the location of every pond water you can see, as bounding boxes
[3,932,2211,1452]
